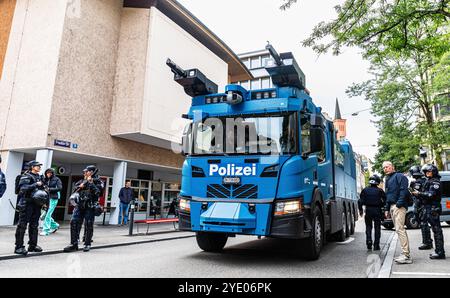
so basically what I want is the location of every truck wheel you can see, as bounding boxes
[382,223,394,230]
[446,221,450,226]
[301,207,323,260]
[405,212,419,229]
[335,210,348,242]
[196,232,228,252]
[349,208,355,235]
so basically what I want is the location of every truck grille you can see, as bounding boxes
[207,184,258,199]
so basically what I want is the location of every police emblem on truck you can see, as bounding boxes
[209,164,257,177]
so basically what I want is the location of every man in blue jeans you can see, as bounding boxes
[118,181,134,225]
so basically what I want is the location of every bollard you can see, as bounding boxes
[129,200,135,236]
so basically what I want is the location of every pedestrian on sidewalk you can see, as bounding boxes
[383,161,412,264]
[40,168,62,236]
[14,161,47,255]
[118,181,134,226]
[412,164,446,260]
[0,155,6,199]
[358,175,386,251]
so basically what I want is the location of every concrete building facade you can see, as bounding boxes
[0,0,251,225]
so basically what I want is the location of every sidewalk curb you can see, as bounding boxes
[377,232,398,278]
[0,233,195,261]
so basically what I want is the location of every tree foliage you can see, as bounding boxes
[281,0,450,169]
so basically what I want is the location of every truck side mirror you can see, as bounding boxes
[310,127,324,154]
[181,123,192,156]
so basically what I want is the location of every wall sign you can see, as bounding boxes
[54,139,71,148]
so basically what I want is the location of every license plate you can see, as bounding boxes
[223,177,241,185]
[446,200,450,209]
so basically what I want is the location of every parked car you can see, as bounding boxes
[382,171,450,230]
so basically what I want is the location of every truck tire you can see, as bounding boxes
[349,208,355,235]
[196,232,228,252]
[382,222,394,230]
[446,221,450,226]
[335,210,348,242]
[300,206,323,260]
[405,212,419,229]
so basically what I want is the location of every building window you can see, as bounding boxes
[261,55,271,68]
[250,79,261,90]
[242,58,250,69]
[261,77,271,89]
[251,56,261,69]
[241,80,250,90]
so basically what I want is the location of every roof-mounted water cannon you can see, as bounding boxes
[166,58,218,97]
[264,43,306,90]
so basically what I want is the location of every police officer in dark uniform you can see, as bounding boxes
[0,155,6,199]
[64,165,103,253]
[412,164,445,259]
[358,175,386,251]
[14,160,47,255]
[409,165,430,249]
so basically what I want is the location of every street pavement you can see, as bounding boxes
[390,222,450,278]
[1,219,449,278]
[0,219,393,278]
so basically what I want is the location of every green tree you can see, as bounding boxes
[281,0,450,169]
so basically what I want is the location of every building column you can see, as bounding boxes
[0,151,24,226]
[35,149,53,174]
[109,161,127,225]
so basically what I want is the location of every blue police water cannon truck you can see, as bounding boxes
[168,44,358,260]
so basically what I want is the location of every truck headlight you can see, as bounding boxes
[179,198,191,213]
[274,199,302,216]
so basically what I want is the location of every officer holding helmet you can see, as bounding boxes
[358,175,386,251]
[14,160,47,255]
[64,165,103,253]
[412,164,445,259]
[409,165,429,249]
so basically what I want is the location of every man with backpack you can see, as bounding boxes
[383,161,412,264]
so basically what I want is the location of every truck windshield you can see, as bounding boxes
[189,113,298,156]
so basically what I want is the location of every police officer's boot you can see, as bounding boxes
[430,225,445,260]
[28,245,43,253]
[366,240,372,250]
[14,246,28,256]
[373,243,381,251]
[63,244,79,253]
[430,252,446,259]
[83,245,91,252]
[418,243,433,250]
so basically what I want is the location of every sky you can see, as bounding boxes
[177,0,379,160]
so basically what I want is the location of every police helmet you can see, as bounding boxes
[422,164,440,178]
[28,160,43,168]
[83,165,97,173]
[368,175,381,186]
[32,190,48,207]
[409,165,423,178]
[69,192,81,207]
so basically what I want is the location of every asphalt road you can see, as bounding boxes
[0,219,395,278]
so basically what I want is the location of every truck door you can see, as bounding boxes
[316,128,332,200]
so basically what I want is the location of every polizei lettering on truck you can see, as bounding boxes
[209,164,257,177]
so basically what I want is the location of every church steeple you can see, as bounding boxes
[333,98,347,141]
[335,98,342,120]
